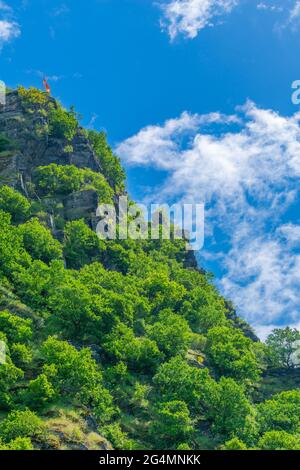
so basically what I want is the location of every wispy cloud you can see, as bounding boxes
[0,20,20,48]
[288,0,300,25]
[0,2,20,49]
[116,103,300,335]
[51,3,70,17]
[256,2,283,12]
[159,0,239,40]
[0,1,12,12]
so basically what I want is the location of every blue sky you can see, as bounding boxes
[1,0,300,337]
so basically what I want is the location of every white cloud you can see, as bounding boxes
[0,19,20,47]
[289,0,300,22]
[0,2,20,49]
[256,2,283,12]
[277,223,300,247]
[116,103,300,336]
[159,0,239,40]
[0,1,12,12]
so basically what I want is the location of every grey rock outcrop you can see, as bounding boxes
[0,90,101,190]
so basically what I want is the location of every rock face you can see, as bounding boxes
[64,189,99,221]
[0,90,101,190]
[0,89,104,231]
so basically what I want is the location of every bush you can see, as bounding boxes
[63,219,103,269]
[221,438,248,450]
[257,390,300,434]
[0,186,31,223]
[146,309,191,359]
[103,323,163,373]
[88,130,125,191]
[150,401,193,447]
[206,325,262,384]
[10,343,33,367]
[18,218,62,264]
[18,86,50,108]
[258,430,300,450]
[0,437,34,450]
[22,374,55,409]
[0,410,45,442]
[0,355,24,408]
[153,356,215,412]
[34,164,113,202]
[0,310,32,343]
[101,423,137,450]
[49,104,78,141]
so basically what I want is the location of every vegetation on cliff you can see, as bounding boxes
[0,88,299,450]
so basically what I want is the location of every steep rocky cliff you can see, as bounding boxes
[0,90,103,231]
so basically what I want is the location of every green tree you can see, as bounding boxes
[146,309,191,359]
[10,344,32,368]
[0,410,45,443]
[206,325,262,384]
[18,218,62,264]
[180,286,227,333]
[0,210,31,277]
[0,310,32,343]
[257,390,300,434]
[150,401,193,448]
[221,438,248,450]
[41,337,115,422]
[258,430,300,450]
[34,164,113,202]
[153,356,215,413]
[143,273,186,314]
[0,186,30,224]
[49,103,78,141]
[266,327,300,369]
[47,279,107,340]
[88,130,126,191]
[101,423,137,450]
[63,219,103,269]
[208,377,258,443]
[22,374,55,409]
[103,323,162,373]
[0,334,24,408]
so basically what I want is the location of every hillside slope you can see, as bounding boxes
[0,87,299,451]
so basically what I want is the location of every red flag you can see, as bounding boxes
[43,78,51,94]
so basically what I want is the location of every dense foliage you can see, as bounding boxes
[0,88,299,451]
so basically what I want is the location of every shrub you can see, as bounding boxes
[146,309,191,359]
[206,325,262,384]
[0,410,45,442]
[101,423,137,450]
[258,430,300,450]
[18,218,62,264]
[221,438,248,450]
[88,130,125,191]
[150,401,193,446]
[49,104,78,141]
[63,219,103,269]
[18,86,50,108]
[0,310,32,343]
[10,343,33,367]
[0,186,31,223]
[0,437,34,450]
[22,374,55,409]
[34,164,113,202]
[257,390,300,434]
